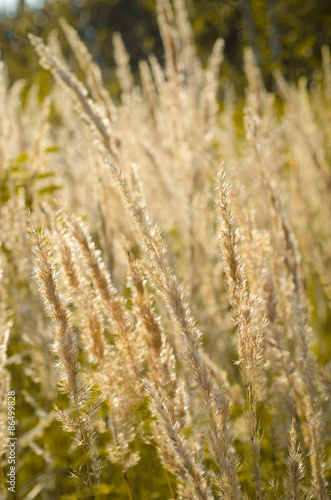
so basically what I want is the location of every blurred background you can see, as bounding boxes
[1,0,331,95]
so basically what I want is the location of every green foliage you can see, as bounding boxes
[0,150,61,209]
[1,0,331,92]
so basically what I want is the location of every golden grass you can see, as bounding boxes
[0,0,330,498]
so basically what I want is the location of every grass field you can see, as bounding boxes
[1,1,331,498]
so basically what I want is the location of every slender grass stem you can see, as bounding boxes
[164,468,176,500]
[124,471,134,500]
[74,395,95,500]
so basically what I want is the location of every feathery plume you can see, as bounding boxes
[106,160,242,499]
[216,167,265,499]
[284,419,305,500]
[27,213,101,497]
[144,379,214,500]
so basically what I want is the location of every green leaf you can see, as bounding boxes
[38,185,62,196]
[15,152,29,163]
[44,146,60,153]
[36,172,57,180]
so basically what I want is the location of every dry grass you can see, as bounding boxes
[0,0,330,498]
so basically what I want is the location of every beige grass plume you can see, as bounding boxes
[27,213,101,498]
[106,160,242,499]
[216,166,265,499]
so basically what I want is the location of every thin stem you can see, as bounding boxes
[74,395,95,500]
[164,468,176,500]
[124,471,134,500]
